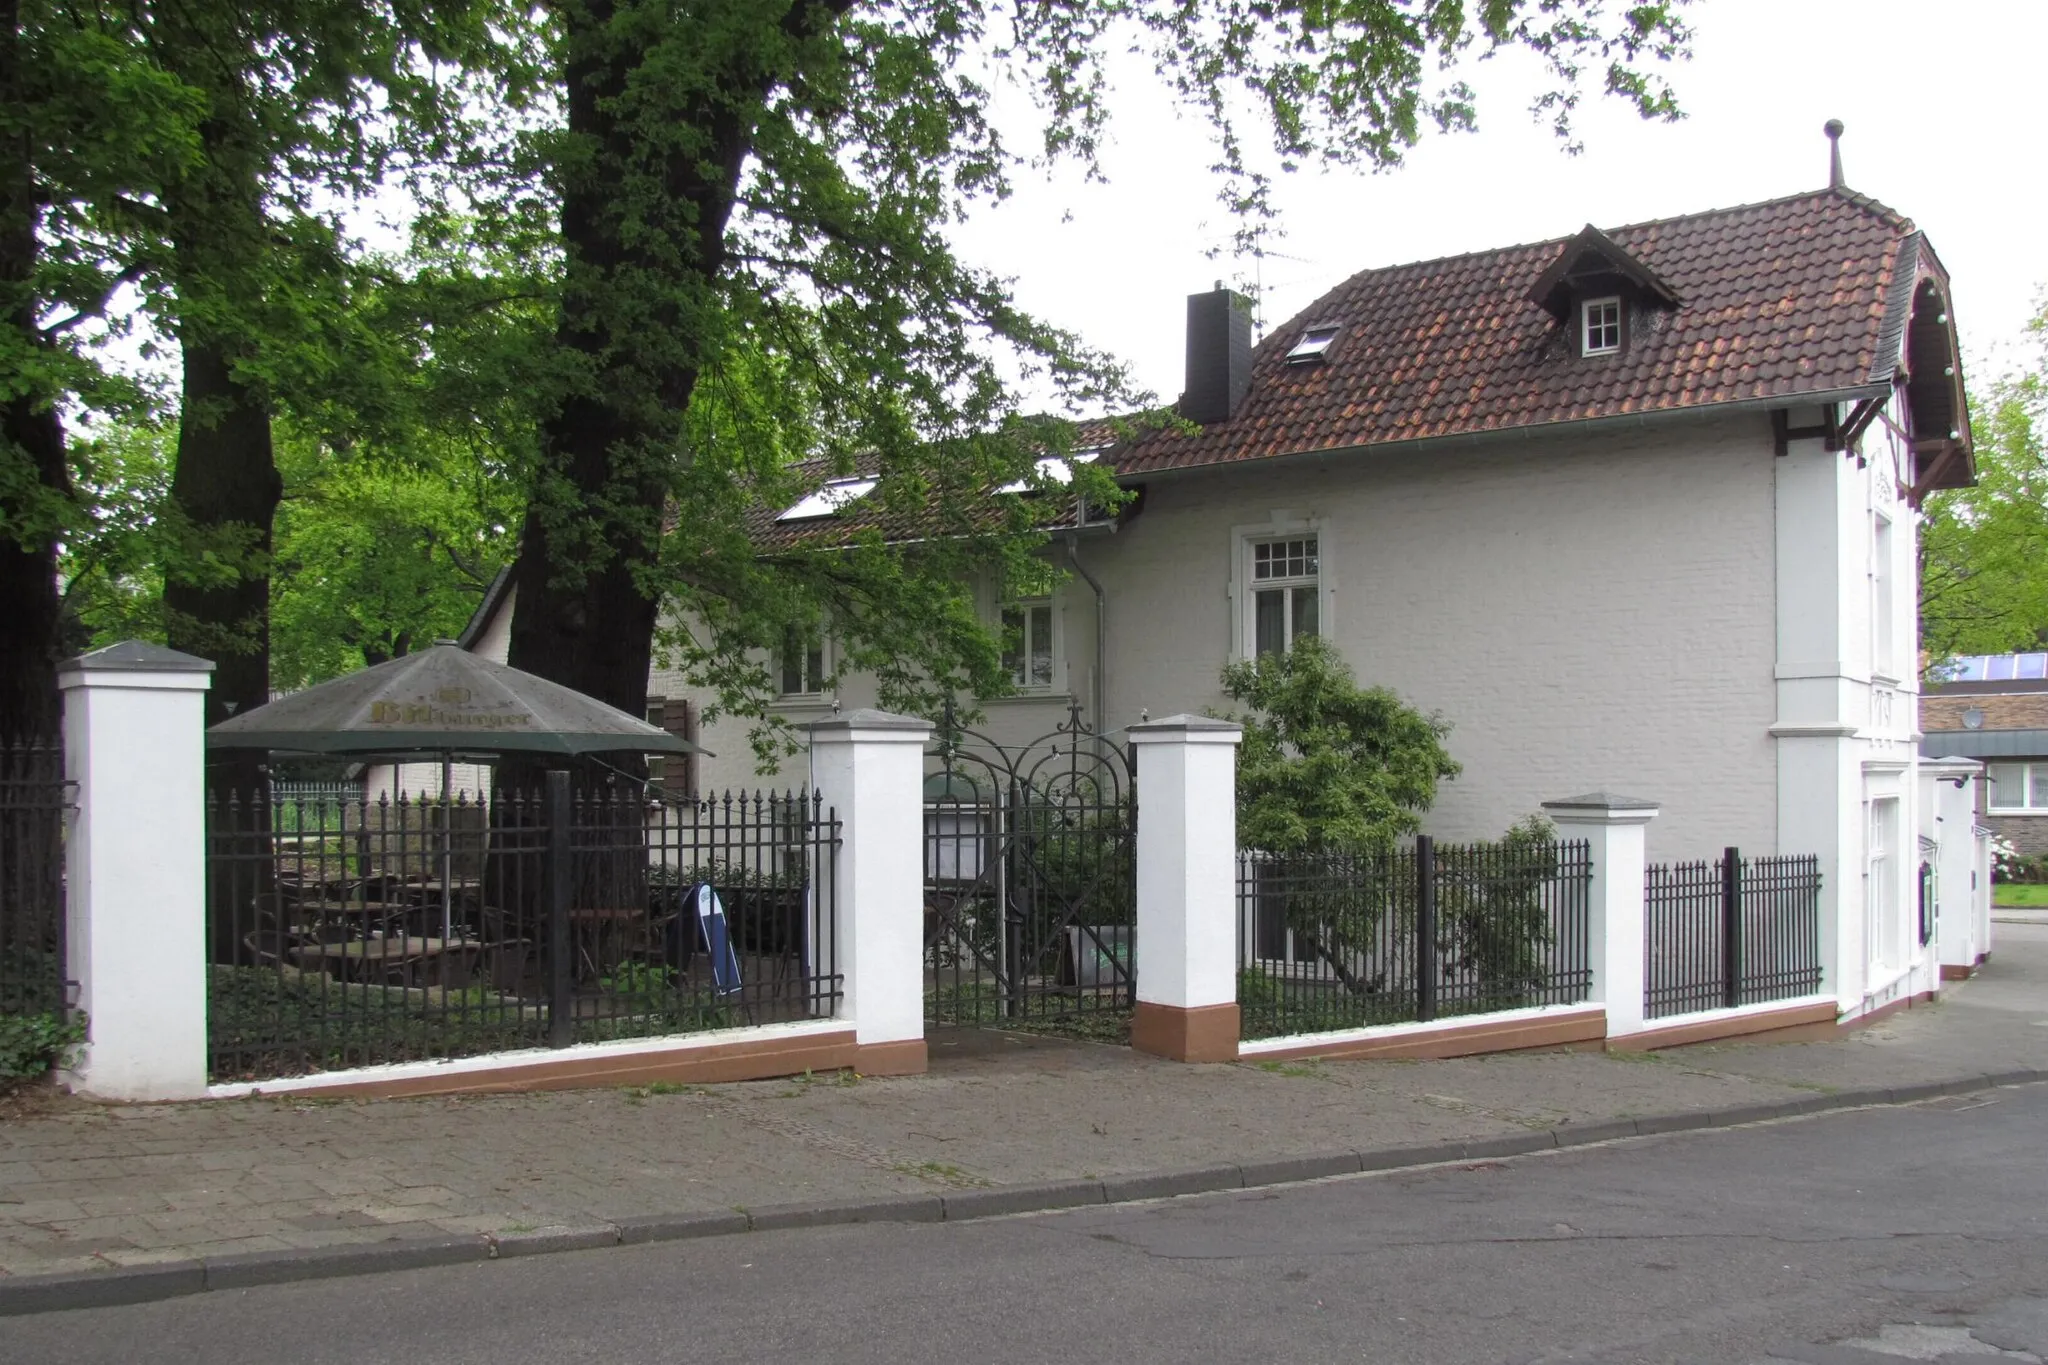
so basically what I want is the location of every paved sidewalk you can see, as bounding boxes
[3,924,2044,1284]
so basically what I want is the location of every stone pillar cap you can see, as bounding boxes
[1541,791,1660,812]
[59,641,215,675]
[1128,713,1242,742]
[805,708,932,735]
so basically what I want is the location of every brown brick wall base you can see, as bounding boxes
[853,1039,928,1077]
[1942,963,1976,981]
[1848,988,1937,1031]
[1131,1002,1242,1062]
[1243,1006,1606,1063]
[1608,1000,1838,1052]
[246,1029,866,1100]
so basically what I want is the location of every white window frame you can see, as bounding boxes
[775,626,830,701]
[1231,514,1332,662]
[1000,597,1062,693]
[1866,793,1902,975]
[1581,296,1622,356]
[1986,761,2048,814]
[1871,511,1896,682]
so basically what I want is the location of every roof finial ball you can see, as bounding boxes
[1824,118,1845,190]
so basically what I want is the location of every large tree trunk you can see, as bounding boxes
[160,103,281,732]
[0,0,67,744]
[163,332,280,729]
[506,1,844,729]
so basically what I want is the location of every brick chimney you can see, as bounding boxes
[1179,285,1253,425]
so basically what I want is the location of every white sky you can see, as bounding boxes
[950,0,2048,409]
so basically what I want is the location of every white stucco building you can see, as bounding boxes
[457,180,1975,1026]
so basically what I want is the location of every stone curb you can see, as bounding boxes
[3,1068,2041,1317]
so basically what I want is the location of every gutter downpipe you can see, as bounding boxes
[1065,532,1108,750]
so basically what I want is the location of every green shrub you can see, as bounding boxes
[0,1012,87,1089]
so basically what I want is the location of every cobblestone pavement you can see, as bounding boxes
[2,924,2042,1281]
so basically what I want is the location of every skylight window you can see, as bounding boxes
[1286,326,1340,365]
[776,477,878,522]
[996,449,1100,495]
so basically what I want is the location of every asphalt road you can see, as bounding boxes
[10,1086,2048,1365]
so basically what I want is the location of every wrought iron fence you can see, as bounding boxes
[0,742,71,1018]
[1643,848,1822,1019]
[1237,835,1593,1042]
[206,778,840,1083]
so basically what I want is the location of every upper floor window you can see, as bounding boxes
[1250,536,1319,657]
[1002,600,1056,690]
[1872,513,1895,677]
[1581,296,1622,356]
[778,627,826,698]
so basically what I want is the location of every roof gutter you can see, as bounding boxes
[1114,383,1894,485]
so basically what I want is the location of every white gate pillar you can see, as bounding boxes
[1129,714,1242,1062]
[807,709,932,1075]
[59,641,214,1101]
[1541,792,1659,1042]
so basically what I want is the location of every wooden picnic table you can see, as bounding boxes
[290,935,478,988]
[291,899,410,917]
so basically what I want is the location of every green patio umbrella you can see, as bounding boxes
[206,642,709,760]
[208,642,709,946]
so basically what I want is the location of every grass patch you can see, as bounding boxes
[1993,883,2048,907]
[1251,1059,1328,1080]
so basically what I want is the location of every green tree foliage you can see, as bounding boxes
[1219,635,1460,853]
[1922,301,2048,666]
[498,0,1694,762]
[269,436,520,686]
[0,0,200,738]
[7,0,1690,751]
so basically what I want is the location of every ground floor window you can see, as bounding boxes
[1002,600,1056,690]
[1867,795,1900,974]
[1986,761,2048,813]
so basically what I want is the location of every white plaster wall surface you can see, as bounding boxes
[649,575,1101,795]
[1084,418,1780,859]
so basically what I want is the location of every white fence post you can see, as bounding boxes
[1541,792,1659,1044]
[1128,714,1243,1062]
[807,709,932,1076]
[58,641,214,1101]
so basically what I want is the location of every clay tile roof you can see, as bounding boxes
[1112,187,1922,477]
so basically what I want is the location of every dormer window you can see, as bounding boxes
[1286,326,1340,365]
[1581,297,1622,356]
[1527,225,1679,361]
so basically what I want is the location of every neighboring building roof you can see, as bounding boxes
[1111,187,1966,481]
[1915,655,2048,760]
[457,564,516,650]
[1928,652,2048,691]
[1924,729,2048,761]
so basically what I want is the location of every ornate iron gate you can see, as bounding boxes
[923,705,1135,1028]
